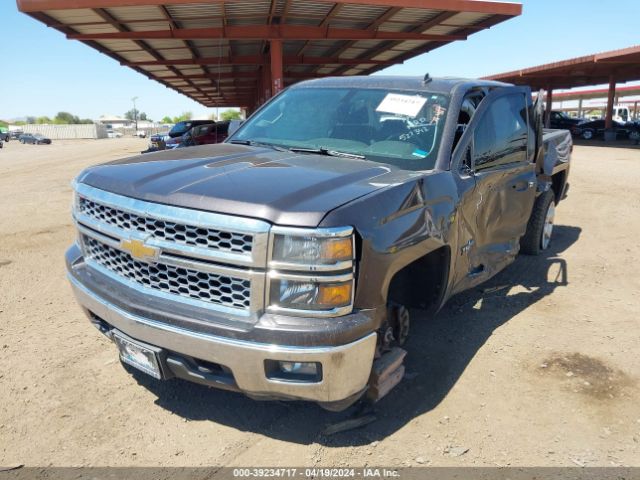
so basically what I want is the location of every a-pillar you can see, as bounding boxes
[544,86,553,128]
[604,74,616,141]
[270,39,283,97]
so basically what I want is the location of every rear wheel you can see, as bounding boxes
[520,190,555,255]
[629,130,640,141]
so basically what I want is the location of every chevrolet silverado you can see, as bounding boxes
[66,76,571,411]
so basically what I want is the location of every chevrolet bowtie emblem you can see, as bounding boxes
[120,238,160,263]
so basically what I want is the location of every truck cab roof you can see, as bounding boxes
[290,75,512,95]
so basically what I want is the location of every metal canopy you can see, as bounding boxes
[17,0,521,109]
[552,84,640,102]
[486,45,640,131]
[485,45,640,90]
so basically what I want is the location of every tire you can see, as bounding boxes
[581,129,594,140]
[520,189,556,256]
[629,130,640,141]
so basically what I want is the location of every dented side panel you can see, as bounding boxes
[321,171,460,326]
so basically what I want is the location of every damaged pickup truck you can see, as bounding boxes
[66,76,571,411]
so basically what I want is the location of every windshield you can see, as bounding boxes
[230,87,450,170]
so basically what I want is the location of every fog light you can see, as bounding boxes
[265,360,322,382]
[279,361,318,376]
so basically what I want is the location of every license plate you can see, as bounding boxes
[113,333,162,379]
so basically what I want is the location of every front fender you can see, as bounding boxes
[320,171,459,325]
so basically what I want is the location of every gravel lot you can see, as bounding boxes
[0,138,639,467]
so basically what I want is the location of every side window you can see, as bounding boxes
[473,94,529,170]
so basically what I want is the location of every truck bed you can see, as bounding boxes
[542,128,572,176]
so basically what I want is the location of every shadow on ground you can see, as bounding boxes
[129,225,581,446]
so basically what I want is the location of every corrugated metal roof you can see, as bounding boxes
[17,0,521,107]
[486,45,640,90]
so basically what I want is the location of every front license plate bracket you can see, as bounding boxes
[113,331,164,380]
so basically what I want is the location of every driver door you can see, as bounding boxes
[452,87,537,290]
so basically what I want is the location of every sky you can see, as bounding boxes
[1,0,639,122]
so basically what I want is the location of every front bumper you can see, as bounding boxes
[66,246,377,403]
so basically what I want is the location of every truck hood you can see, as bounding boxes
[78,143,413,227]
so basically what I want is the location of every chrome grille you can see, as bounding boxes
[78,196,253,254]
[83,235,251,310]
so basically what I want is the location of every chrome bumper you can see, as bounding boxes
[68,273,377,403]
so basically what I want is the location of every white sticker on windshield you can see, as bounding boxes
[376,93,427,118]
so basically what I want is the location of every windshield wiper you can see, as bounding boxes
[230,139,287,151]
[288,146,366,160]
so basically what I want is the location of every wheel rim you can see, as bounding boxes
[583,130,593,140]
[541,201,556,250]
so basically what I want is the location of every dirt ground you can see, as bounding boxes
[0,138,639,467]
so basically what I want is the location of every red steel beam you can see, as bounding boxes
[124,55,397,66]
[297,3,344,56]
[160,72,332,80]
[604,75,616,130]
[330,10,457,77]
[20,10,216,106]
[17,0,522,16]
[67,25,466,42]
[359,13,512,77]
[270,39,284,96]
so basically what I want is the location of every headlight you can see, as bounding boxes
[269,277,353,311]
[268,226,355,316]
[270,226,354,271]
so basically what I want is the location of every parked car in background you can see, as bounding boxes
[9,130,24,140]
[167,120,214,139]
[107,130,123,138]
[181,121,230,147]
[164,134,185,149]
[549,111,583,130]
[571,119,640,140]
[0,127,10,142]
[148,133,170,150]
[18,133,52,145]
[136,130,147,138]
[612,106,631,123]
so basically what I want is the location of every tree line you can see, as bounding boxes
[12,112,94,126]
[4,108,242,127]
[159,110,242,124]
